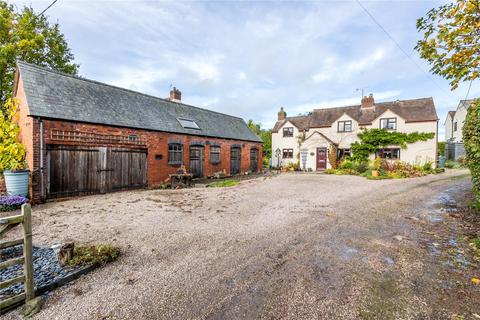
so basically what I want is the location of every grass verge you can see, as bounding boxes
[207,179,240,188]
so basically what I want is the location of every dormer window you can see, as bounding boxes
[337,120,352,132]
[380,118,397,130]
[283,127,294,137]
[177,118,200,130]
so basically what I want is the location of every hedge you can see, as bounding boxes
[463,99,480,205]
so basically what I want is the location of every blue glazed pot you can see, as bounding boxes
[4,170,30,197]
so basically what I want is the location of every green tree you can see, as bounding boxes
[463,99,480,207]
[0,2,78,111]
[0,98,26,172]
[247,119,272,158]
[415,0,480,89]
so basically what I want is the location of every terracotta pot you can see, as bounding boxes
[371,170,379,177]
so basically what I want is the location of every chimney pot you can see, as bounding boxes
[169,87,182,102]
[361,93,375,109]
[278,107,287,120]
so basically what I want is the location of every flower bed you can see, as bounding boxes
[0,195,29,212]
[324,159,444,179]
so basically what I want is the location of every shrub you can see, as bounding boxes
[372,157,382,171]
[324,169,336,174]
[0,99,27,172]
[445,160,461,169]
[339,159,354,170]
[286,161,300,171]
[423,161,433,172]
[354,161,369,174]
[457,155,468,167]
[438,141,446,156]
[336,168,358,175]
[463,99,480,205]
[0,195,28,211]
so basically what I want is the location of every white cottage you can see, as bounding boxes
[444,99,476,160]
[271,95,439,170]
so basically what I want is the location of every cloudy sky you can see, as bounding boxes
[10,0,480,138]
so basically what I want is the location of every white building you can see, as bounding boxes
[444,99,477,160]
[271,95,439,170]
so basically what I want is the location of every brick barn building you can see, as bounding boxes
[13,61,262,203]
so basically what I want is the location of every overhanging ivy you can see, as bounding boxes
[351,128,435,161]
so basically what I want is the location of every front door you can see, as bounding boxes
[316,147,327,171]
[250,148,259,173]
[189,146,204,178]
[230,147,241,175]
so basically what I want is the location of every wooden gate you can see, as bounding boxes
[230,147,241,175]
[46,145,147,198]
[0,205,35,312]
[189,146,204,179]
[250,148,259,173]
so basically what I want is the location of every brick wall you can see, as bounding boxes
[0,175,5,194]
[27,119,262,202]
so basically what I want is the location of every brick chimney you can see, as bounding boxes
[169,87,181,102]
[361,93,374,109]
[278,107,286,120]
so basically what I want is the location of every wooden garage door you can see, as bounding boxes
[46,145,147,198]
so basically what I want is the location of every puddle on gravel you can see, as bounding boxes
[339,246,359,261]
[419,186,460,223]
[383,256,394,266]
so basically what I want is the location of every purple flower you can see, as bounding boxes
[0,195,28,211]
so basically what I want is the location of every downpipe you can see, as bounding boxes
[39,118,44,200]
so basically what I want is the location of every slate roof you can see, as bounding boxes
[272,98,438,133]
[17,61,262,143]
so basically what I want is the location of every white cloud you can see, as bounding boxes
[11,0,479,134]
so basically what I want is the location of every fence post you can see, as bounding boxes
[22,204,35,301]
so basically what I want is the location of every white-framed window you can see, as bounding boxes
[376,148,400,160]
[282,149,294,158]
[283,127,294,137]
[337,120,352,132]
[380,118,397,130]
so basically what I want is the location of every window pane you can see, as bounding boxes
[344,121,352,131]
[177,118,200,130]
[210,146,220,162]
[168,144,183,163]
[283,127,293,137]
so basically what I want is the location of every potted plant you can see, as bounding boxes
[1,98,29,197]
[371,157,381,177]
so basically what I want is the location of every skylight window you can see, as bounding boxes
[177,118,200,130]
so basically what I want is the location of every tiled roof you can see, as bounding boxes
[17,61,262,143]
[272,98,438,132]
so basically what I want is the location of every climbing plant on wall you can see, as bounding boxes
[350,129,436,162]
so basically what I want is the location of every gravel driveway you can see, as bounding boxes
[2,169,478,319]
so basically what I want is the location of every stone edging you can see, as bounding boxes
[1,263,100,314]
